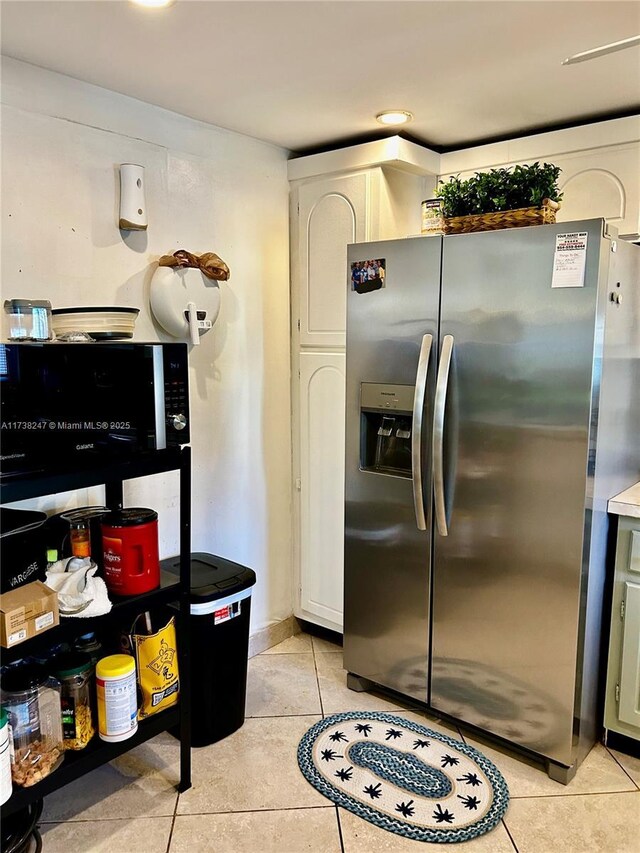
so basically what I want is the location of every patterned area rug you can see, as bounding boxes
[297,711,509,844]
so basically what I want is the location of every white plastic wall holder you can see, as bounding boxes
[150,265,221,345]
[119,164,147,231]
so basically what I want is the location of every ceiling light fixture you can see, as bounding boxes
[562,35,640,65]
[130,0,175,9]
[376,110,413,126]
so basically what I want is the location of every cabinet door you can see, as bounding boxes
[440,141,640,240]
[619,581,640,728]
[297,173,372,347]
[554,144,640,240]
[298,352,346,629]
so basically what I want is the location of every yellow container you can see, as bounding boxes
[96,655,138,743]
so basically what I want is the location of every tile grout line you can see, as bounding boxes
[335,804,346,853]
[161,804,338,818]
[509,788,639,801]
[505,788,640,800]
[38,813,177,826]
[604,745,640,791]
[247,712,326,719]
[38,790,640,827]
[38,804,338,825]
[43,789,630,828]
[501,816,521,853]
[311,637,326,718]
[165,790,180,853]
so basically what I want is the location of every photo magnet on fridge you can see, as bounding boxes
[351,258,386,294]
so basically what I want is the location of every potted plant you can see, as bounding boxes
[434,162,563,234]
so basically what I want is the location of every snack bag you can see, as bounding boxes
[129,615,180,719]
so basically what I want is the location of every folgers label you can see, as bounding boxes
[100,508,160,596]
[102,540,123,575]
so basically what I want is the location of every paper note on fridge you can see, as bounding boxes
[551,232,588,288]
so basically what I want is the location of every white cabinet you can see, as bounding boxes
[553,144,640,240]
[604,515,640,741]
[296,172,370,348]
[290,150,433,633]
[297,352,346,629]
[294,167,427,348]
[439,119,640,240]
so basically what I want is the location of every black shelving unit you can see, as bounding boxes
[0,447,192,819]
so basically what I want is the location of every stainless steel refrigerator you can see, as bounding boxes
[344,221,639,782]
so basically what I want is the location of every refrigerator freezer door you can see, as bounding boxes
[431,221,605,767]
[344,237,441,702]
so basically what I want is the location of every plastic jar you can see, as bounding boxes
[0,663,64,788]
[96,655,138,743]
[28,642,71,668]
[74,633,103,668]
[0,707,12,805]
[51,653,95,751]
[101,508,160,596]
[3,299,52,341]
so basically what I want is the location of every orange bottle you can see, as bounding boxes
[69,521,91,558]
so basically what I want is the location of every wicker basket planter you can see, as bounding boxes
[444,198,560,235]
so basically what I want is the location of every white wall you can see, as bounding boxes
[0,58,293,636]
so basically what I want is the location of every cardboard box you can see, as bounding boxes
[0,580,59,648]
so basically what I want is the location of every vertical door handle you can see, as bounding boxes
[411,334,433,531]
[433,335,454,536]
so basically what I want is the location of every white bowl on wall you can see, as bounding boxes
[150,265,221,342]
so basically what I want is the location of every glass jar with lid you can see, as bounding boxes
[51,652,95,751]
[0,663,64,787]
[3,299,52,341]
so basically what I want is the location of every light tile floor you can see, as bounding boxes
[40,632,640,852]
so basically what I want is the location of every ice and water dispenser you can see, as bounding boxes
[360,383,414,477]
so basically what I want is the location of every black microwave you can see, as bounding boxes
[0,342,190,475]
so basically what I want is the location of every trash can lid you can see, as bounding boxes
[0,507,47,538]
[162,551,256,603]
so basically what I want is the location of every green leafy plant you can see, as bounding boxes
[435,162,563,218]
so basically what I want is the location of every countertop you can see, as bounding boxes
[608,482,640,519]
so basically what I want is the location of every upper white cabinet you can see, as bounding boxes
[439,117,640,240]
[553,145,639,238]
[297,172,370,348]
[293,165,430,348]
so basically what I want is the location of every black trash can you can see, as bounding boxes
[164,551,256,748]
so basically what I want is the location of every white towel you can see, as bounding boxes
[46,557,112,618]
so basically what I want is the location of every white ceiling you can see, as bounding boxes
[1,0,639,153]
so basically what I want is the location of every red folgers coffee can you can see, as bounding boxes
[101,508,160,596]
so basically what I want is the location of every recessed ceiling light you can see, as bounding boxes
[130,0,175,9]
[376,110,413,127]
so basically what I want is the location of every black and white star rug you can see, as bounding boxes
[297,711,509,844]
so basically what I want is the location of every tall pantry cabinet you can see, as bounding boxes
[289,144,435,631]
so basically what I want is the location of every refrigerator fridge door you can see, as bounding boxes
[344,237,441,702]
[431,221,606,768]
